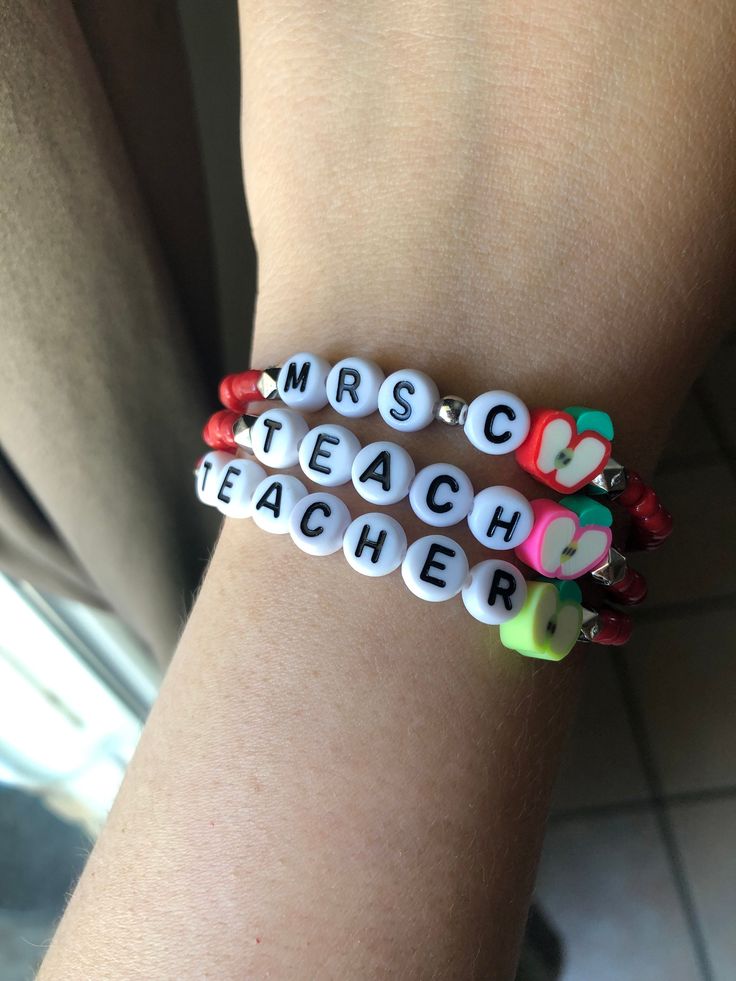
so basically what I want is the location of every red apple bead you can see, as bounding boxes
[515,408,611,494]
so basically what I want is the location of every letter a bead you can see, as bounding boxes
[351,441,415,505]
[289,492,351,556]
[277,352,332,411]
[461,560,527,625]
[251,474,308,534]
[401,535,469,602]
[343,513,408,577]
[214,458,267,518]
[377,369,440,432]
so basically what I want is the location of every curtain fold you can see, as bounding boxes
[0,0,224,664]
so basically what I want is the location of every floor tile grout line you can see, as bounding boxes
[612,650,716,981]
[549,783,736,824]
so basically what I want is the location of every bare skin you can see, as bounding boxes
[39,1,735,978]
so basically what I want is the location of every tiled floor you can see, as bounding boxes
[535,336,736,981]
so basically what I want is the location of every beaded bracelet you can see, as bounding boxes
[205,354,673,552]
[192,352,667,660]
[194,449,633,660]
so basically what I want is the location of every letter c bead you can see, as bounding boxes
[409,462,474,528]
[464,391,530,455]
[377,369,440,432]
[251,474,308,534]
[342,513,407,577]
[289,493,352,556]
[461,560,527,625]
[401,534,469,602]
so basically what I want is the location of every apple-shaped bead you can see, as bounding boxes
[250,407,309,469]
[298,424,362,487]
[515,408,612,494]
[326,357,385,418]
[461,560,527,625]
[499,581,583,661]
[289,493,352,556]
[195,450,234,507]
[464,391,530,455]
[277,352,331,411]
[515,499,612,580]
[351,440,415,505]
[467,485,534,551]
[342,513,408,577]
[214,458,267,517]
[401,535,469,602]
[251,474,309,534]
[377,369,439,432]
[408,462,474,528]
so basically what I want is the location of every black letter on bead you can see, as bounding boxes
[300,501,331,537]
[358,449,391,491]
[336,368,361,404]
[262,417,283,453]
[426,474,460,514]
[390,380,415,422]
[308,432,340,475]
[217,465,240,504]
[486,506,521,543]
[483,404,516,445]
[354,524,387,564]
[200,459,213,491]
[283,360,311,393]
[419,543,455,589]
[255,480,282,517]
[487,568,517,612]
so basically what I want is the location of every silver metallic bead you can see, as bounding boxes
[434,396,468,427]
[232,413,257,452]
[578,607,601,643]
[256,366,281,400]
[588,457,627,497]
[591,546,628,587]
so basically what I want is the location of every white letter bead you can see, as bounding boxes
[401,535,469,602]
[409,462,474,528]
[195,451,236,506]
[467,486,534,550]
[277,352,331,411]
[214,458,267,517]
[351,440,415,505]
[343,513,407,577]
[462,560,528,625]
[298,424,362,487]
[289,493,351,556]
[251,407,309,469]
[464,390,530,455]
[377,369,440,432]
[326,357,385,418]
[251,474,309,534]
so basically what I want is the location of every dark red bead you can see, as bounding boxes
[218,370,266,412]
[202,409,239,451]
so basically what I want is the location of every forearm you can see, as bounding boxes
[39,1,736,979]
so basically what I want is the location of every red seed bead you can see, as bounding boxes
[606,566,648,606]
[202,409,239,452]
[593,608,633,646]
[219,369,266,412]
[619,470,673,551]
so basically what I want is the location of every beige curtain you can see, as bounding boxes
[0,0,253,664]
